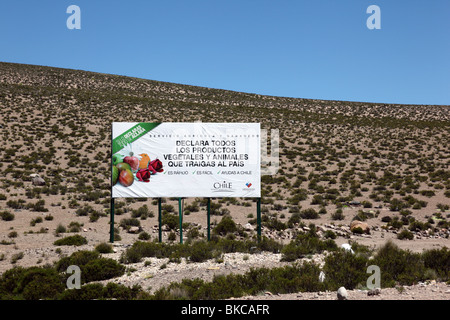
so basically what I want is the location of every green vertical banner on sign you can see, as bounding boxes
[112,122,160,154]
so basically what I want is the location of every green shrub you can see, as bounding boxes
[324,230,337,239]
[20,267,65,300]
[57,283,145,300]
[421,247,450,281]
[189,241,214,263]
[68,221,82,233]
[351,227,364,234]
[370,240,426,287]
[281,231,337,262]
[138,231,151,240]
[153,263,325,300]
[168,231,177,241]
[263,215,287,231]
[75,205,94,217]
[53,235,88,246]
[323,249,369,290]
[82,258,125,283]
[331,209,344,220]
[0,211,15,221]
[397,229,414,240]
[95,242,114,254]
[30,216,43,226]
[420,190,435,197]
[408,220,431,231]
[119,218,140,230]
[186,228,200,240]
[55,223,67,234]
[119,241,169,264]
[255,237,284,253]
[120,237,284,265]
[8,231,18,238]
[300,208,319,219]
[89,211,101,222]
[55,250,100,272]
[353,210,374,221]
[11,252,24,264]
[57,283,104,300]
[388,217,404,229]
[55,250,124,283]
[162,213,178,230]
[213,216,237,235]
[287,212,302,227]
[0,266,65,300]
[131,205,153,219]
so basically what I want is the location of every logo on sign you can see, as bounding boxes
[212,181,234,193]
[243,182,255,192]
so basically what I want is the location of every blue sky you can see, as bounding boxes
[1,0,449,105]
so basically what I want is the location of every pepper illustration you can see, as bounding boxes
[138,153,151,170]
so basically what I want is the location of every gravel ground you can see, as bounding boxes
[232,281,450,300]
[92,246,450,300]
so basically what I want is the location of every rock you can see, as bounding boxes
[244,223,254,231]
[128,226,140,234]
[337,287,348,300]
[368,288,381,296]
[341,243,354,254]
[31,176,46,186]
[350,220,370,234]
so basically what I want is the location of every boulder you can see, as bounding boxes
[32,176,46,186]
[368,288,381,296]
[128,226,140,234]
[244,223,254,231]
[350,220,370,234]
[337,287,348,300]
[340,243,354,254]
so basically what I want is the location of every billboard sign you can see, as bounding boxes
[112,122,261,198]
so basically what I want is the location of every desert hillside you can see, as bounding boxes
[0,62,449,300]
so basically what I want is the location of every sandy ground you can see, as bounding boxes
[0,62,449,300]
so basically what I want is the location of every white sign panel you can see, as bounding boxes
[112,122,261,198]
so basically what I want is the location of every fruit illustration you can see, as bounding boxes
[138,153,151,170]
[112,154,124,166]
[124,153,139,171]
[116,162,132,172]
[112,165,119,185]
[119,169,134,187]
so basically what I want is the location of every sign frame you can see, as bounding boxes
[110,122,262,244]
